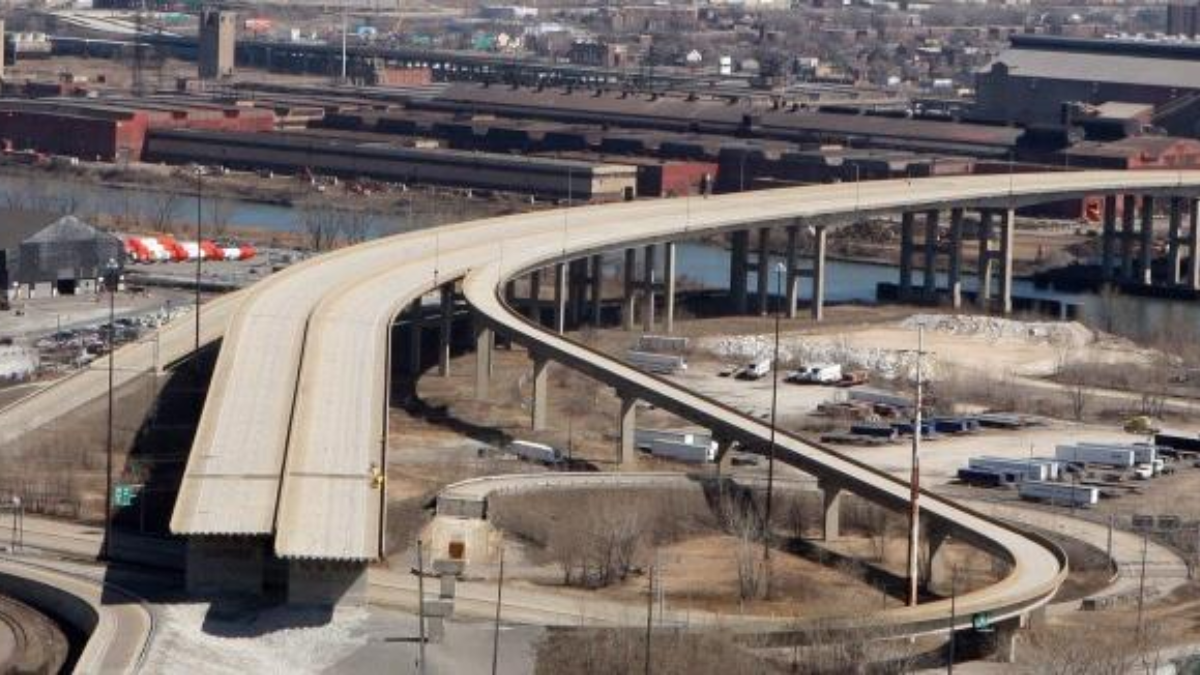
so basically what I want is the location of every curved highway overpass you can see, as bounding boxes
[172,170,1200,634]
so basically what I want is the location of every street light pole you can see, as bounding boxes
[763,261,786,561]
[194,170,203,366]
[906,325,925,606]
[102,257,119,562]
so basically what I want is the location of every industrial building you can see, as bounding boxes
[1,212,122,299]
[974,35,1200,138]
[144,128,640,200]
[199,9,236,80]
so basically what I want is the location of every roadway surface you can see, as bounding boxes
[172,171,1200,631]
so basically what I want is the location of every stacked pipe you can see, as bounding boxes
[123,235,256,263]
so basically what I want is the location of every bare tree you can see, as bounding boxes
[340,210,376,245]
[144,190,182,233]
[718,489,767,603]
[299,200,343,252]
[206,197,235,239]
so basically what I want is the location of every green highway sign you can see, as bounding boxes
[971,612,993,631]
[114,484,142,508]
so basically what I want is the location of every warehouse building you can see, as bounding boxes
[2,212,122,299]
[975,35,1200,138]
[144,128,639,201]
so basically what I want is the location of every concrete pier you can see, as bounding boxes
[948,208,963,308]
[643,244,657,331]
[623,248,638,330]
[1191,200,1200,290]
[899,212,915,300]
[438,285,453,377]
[784,224,800,319]
[554,261,568,334]
[998,208,1014,315]
[1121,195,1136,281]
[589,254,603,326]
[474,320,492,400]
[619,395,637,464]
[1101,194,1117,281]
[663,242,677,334]
[820,481,842,541]
[978,210,993,306]
[730,230,749,314]
[531,356,549,431]
[568,259,588,326]
[1139,196,1154,285]
[407,298,423,376]
[923,210,939,301]
[1169,197,1184,285]
[756,227,770,314]
[527,270,541,320]
[812,224,827,322]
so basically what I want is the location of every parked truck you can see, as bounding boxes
[787,363,843,384]
[738,358,771,380]
[507,440,563,465]
[634,428,717,463]
[1018,480,1099,508]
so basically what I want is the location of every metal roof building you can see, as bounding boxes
[4,213,122,298]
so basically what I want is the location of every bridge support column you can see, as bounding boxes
[439,285,453,378]
[988,617,1022,663]
[590,254,604,326]
[643,244,657,332]
[999,208,1014,315]
[1139,195,1155,286]
[474,319,493,401]
[925,524,950,591]
[820,480,842,541]
[948,208,963,308]
[730,230,749,314]
[1101,195,1117,282]
[618,394,637,465]
[899,212,915,301]
[527,270,541,321]
[554,262,568,334]
[978,210,993,307]
[569,259,588,327]
[1191,200,1200,290]
[407,299,423,376]
[531,356,549,431]
[1169,197,1184,285]
[923,210,939,302]
[623,249,638,330]
[785,224,800,319]
[663,242,677,334]
[186,537,265,598]
[756,227,771,314]
[1121,195,1137,282]
[812,224,827,322]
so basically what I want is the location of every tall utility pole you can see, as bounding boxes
[102,258,119,561]
[340,0,349,83]
[417,539,427,675]
[194,170,203,366]
[644,560,654,675]
[947,564,958,674]
[906,325,926,607]
[491,545,505,675]
[763,262,785,561]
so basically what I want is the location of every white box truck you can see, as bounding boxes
[507,440,563,465]
[738,358,771,380]
[635,429,717,463]
[789,363,843,384]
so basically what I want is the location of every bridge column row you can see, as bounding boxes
[901,207,1013,314]
[733,223,826,322]
[1102,195,1200,290]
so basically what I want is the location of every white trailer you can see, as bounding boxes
[635,429,717,463]
[1054,444,1136,468]
[968,457,1050,482]
[626,350,687,374]
[738,358,771,380]
[1018,481,1099,508]
[507,440,563,465]
[1076,442,1158,465]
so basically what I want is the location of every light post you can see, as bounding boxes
[763,261,786,561]
[906,325,926,606]
[194,169,203,367]
[102,257,119,562]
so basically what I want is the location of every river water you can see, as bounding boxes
[9,173,1193,339]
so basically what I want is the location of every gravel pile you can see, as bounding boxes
[701,334,939,382]
[900,314,1093,347]
[0,346,38,382]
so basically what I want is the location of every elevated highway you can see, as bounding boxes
[172,171,1200,631]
